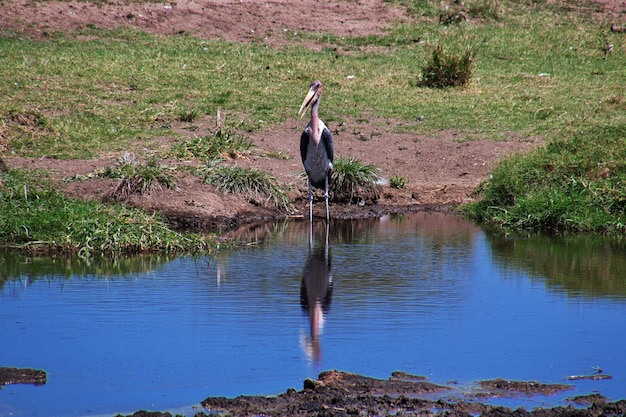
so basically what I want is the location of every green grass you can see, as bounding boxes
[2,14,623,150]
[1,0,626,252]
[204,164,290,209]
[0,169,211,256]
[464,125,626,234]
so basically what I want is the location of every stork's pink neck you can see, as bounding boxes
[310,96,322,145]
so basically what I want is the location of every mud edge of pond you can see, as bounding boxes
[117,370,625,417]
[210,203,460,239]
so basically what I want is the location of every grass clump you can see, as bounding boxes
[330,157,380,204]
[107,154,176,200]
[66,153,175,201]
[0,169,210,256]
[65,153,176,201]
[178,107,200,123]
[419,42,474,88]
[169,125,253,161]
[204,164,290,209]
[389,175,408,189]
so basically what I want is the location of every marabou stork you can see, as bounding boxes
[298,80,334,221]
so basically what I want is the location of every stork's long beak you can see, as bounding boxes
[298,85,318,118]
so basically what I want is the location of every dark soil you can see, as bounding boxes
[115,371,626,417]
[0,367,47,387]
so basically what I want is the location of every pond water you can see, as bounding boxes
[1,212,625,417]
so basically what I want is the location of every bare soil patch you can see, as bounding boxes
[3,117,542,232]
[0,0,410,47]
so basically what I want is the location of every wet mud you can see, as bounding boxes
[0,367,47,387]
[117,370,625,417]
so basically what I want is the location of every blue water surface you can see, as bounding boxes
[1,212,625,417]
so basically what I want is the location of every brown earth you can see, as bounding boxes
[1,0,624,233]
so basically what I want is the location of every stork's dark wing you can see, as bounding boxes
[321,128,334,163]
[300,129,310,164]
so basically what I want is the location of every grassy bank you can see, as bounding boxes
[1,0,625,254]
[0,169,212,256]
[464,125,626,234]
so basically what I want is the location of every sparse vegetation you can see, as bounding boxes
[390,175,408,189]
[261,150,290,160]
[169,125,253,161]
[65,153,176,200]
[107,154,176,201]
[178,107,200,123]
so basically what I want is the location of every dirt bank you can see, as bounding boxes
[0,0,554,233]
[2,0,621,232]
[2,119,543,233]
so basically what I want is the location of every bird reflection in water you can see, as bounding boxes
[300,221,333,364]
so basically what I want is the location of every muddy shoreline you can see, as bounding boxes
[4,367,622,416]
[113,370,624,417]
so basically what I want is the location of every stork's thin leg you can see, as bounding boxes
[324,176,330,221]
[308,180,313,223]
[309,216,313,251]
